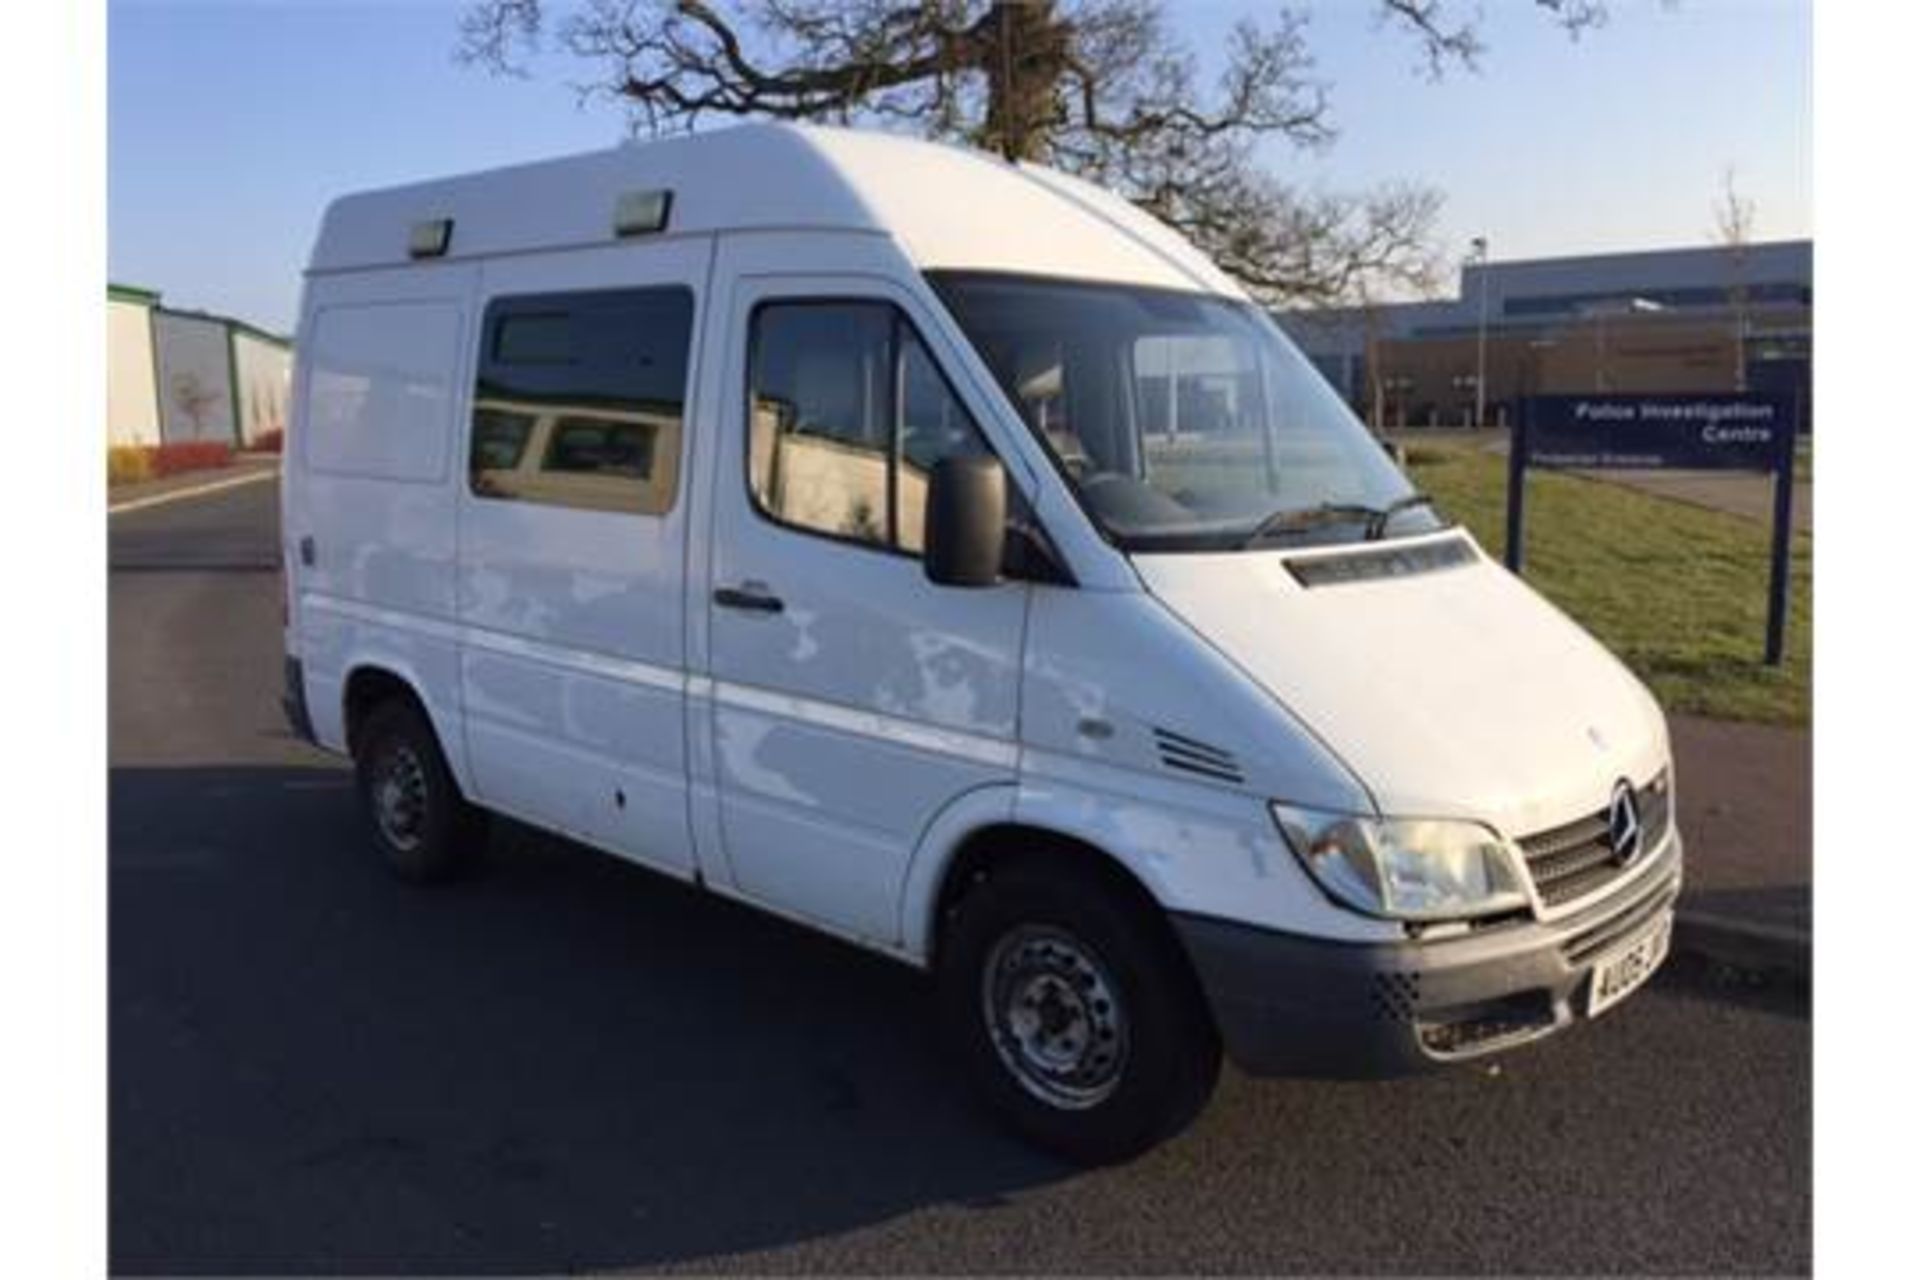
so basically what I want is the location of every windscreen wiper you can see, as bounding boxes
[1238,502,1381,548]
[1365,493,1439,540]
[1239,492,1441,548]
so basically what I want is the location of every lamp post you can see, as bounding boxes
[1470,236,1490,428]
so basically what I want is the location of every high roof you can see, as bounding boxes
[108,282,160,306]
[308,122,1242,298]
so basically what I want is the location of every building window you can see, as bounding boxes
[469,287,694,515]
[748,301,989,554]
[470,406,535,476]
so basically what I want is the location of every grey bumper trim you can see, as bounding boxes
[1172,835,1682,1078]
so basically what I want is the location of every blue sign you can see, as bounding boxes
[1520,394,1792,471]
[1505,392,1800,665]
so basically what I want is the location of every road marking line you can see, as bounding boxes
[108,468,278,516]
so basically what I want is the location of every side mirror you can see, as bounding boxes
[924,455,1007,588]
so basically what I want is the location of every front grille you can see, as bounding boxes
[1520,770,1672,908]
[1640,775,1672,852]
[1562,862,1679,967]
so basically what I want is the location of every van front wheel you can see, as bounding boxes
[352,700,484,883]
[938,860,1221,1164]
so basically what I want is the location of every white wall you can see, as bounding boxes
[231,329,292,446]
[153,311,237,445]
[107,299,160,446]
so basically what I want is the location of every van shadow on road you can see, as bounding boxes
[110,763,1069,1274]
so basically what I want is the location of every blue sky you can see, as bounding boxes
[109,0,1811,334]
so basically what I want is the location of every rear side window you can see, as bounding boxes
[305,300,464,482]
[748,301,989,553]
[470,287,694,515]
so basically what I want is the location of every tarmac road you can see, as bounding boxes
[109,479,1810,1275]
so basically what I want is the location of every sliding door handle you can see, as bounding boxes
[713,584,785,614]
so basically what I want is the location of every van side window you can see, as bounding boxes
[469,287,694,515]
[749,301,988,554]
[896,328,989,554]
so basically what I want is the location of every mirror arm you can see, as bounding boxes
[1003,523,1075,587]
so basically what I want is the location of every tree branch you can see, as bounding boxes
[1377,0,1608,78]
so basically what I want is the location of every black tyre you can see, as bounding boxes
[352,699,485,883]
[938,857,1222,1164]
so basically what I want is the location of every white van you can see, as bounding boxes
[282,123,1680,1162]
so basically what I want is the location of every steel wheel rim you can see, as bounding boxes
[372,743,428,853]
[981,924,1129,1111]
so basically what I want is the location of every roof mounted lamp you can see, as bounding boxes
[408,218,453,259]
[614,189,673,237]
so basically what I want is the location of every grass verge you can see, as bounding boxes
[1407,445,1810,726]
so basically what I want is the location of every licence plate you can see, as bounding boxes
[1585,915,1672,1018]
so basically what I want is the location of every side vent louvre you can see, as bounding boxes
[1153,728,1244,784]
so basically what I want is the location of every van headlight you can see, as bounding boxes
[1270,803,1529,921]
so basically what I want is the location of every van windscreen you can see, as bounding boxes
[928,273,1444,552]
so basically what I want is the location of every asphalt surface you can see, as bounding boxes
[110,480,1810,1275]
[1667,714,1812,952]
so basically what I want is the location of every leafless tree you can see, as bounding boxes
[1712,165,1758,391]
[458,1,1602,306]
[169,372,223,440]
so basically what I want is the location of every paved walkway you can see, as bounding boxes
[1669,714,1811,962]
[1581,468,1812,534]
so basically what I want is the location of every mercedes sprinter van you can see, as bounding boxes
[282,123,1680,1162]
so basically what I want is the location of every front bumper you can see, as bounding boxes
[1172,833,1681,1078]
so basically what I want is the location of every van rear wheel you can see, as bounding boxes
[352,700,484,883]
[938,859,1221,1164]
